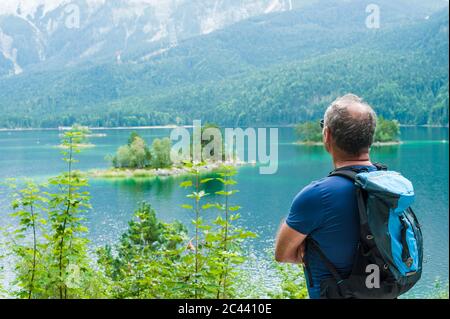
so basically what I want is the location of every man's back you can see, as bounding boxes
[286,165,376,298]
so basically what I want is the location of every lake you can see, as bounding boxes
[0,126,448,298]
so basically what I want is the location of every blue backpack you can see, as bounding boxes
[306,164,423,299]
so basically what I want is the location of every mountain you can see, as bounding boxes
[0,0,447,77]
[0,0,448,128]
[0,0,296,77]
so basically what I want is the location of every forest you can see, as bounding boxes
[0,7,447,128]
[296,118,400,143]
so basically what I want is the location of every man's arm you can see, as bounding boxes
[275,221,307,264]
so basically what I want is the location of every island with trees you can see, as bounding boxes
[295,117,401,146]
[89,128,240,179]
[56,124,96,149]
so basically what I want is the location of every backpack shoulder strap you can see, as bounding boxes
[305,237,351,297]
[306,238,344,283]
[328,169,358,181]
[328,162,388,180]
[373,162,388,171]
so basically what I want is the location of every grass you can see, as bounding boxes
[88,161,242,179]
[56,143,95,149]
[89,168,157,179]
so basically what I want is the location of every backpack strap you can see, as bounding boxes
[373,162,388,171]
[328,169,358,181]
[306,238,344,283]
[305,237,351,297]
[328,162,388,179]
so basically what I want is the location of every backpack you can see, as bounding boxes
[305,163,423,299]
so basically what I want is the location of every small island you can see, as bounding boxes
[294,117,401,146]
[56,124,96,149]
[372,117,402,146]
[89,129,242,179]
[294,121,324,146]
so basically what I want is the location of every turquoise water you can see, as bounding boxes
[0,127,448,298]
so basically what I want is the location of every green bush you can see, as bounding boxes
[295,121,323,143]
[109,132,152,169]
[4,127,108,299]
[150,137,173,169]
[97,202,187,298]
[268,263,309,299]
[374,117,400,143]
[108,133,172,169]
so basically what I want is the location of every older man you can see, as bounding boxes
[275,94,378,299]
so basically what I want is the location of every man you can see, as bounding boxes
[275,93,378,299]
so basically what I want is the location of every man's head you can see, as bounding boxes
[323,94,377,159]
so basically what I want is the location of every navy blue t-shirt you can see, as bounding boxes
[286,165,376,299]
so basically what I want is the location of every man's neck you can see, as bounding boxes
[333,155,372,169]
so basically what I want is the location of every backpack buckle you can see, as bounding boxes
[404,257,414,268]
[373,162,388,171]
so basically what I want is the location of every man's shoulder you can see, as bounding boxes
[301,175,354,195]
[301,165,378,196]
[291,175,351,209]
[288,173,359,234]
[292,165,378,209]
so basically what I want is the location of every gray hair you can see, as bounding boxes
[324,94,377,156]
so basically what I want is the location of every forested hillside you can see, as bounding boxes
[0,1,448,128]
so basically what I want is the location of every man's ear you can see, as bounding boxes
[323,127,332,154]
[323,127,330,144]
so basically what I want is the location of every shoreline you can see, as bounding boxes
[88,161,246,179]
[0,124,448,132]
[55,143,96,149]
[371,141,403,146]
[0,125,191,132]
[294,141,403,146]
